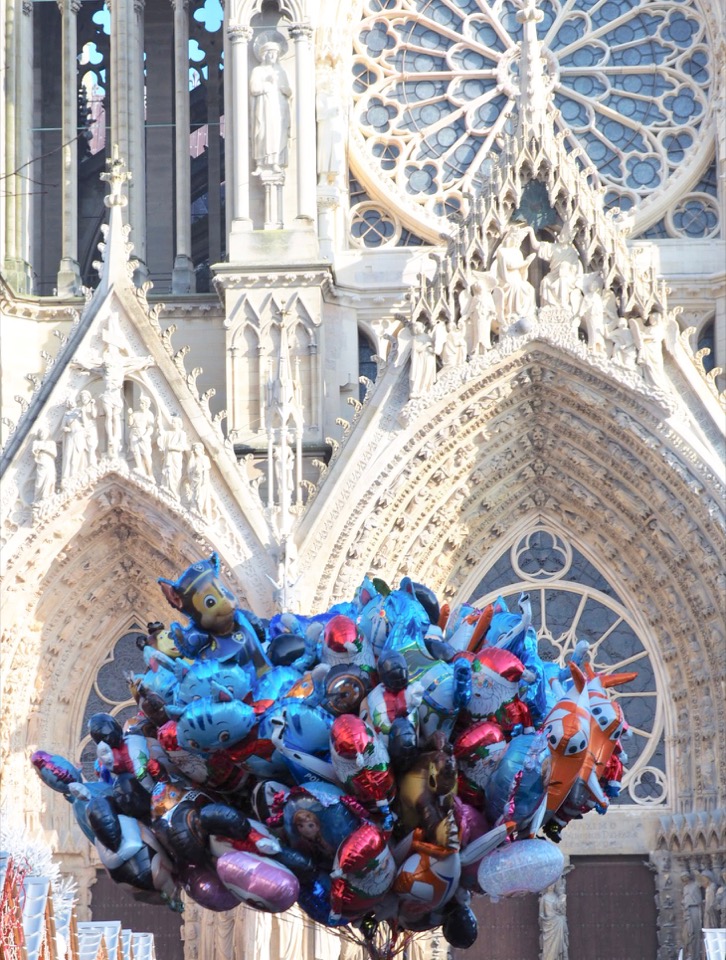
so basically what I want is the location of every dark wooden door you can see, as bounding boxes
[567,855,658,960]
[452,893,540,960]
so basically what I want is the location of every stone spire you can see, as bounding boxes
[93,144,139,294]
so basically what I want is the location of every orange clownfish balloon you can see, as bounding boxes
[540,667,591,819]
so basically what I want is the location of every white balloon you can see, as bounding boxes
[477,839,564,898]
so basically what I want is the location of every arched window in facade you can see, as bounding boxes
[79,627,144,779]
[465,523,668,808]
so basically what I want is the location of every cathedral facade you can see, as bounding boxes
[1,0,724,957]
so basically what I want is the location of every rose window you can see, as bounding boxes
[351,0,715,242]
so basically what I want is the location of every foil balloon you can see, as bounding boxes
[394,840,461,919]
[330,714,395,823]
[454,720,507,807]
[483,732,551,832]
[417,659,471,740]
[460,647,529,721]
[398,732,458,847]
[216,851,300,912]
[330,824,397,920]
[182,863,243,911]
[322,615,376,673]
[477,839,565,898]
[442,899,478,948]
[540,674,592,821]
[283,785,359,865]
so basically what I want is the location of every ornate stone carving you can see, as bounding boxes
[157,413,189,499]
[32,429,58,502]
[127,394,155,478]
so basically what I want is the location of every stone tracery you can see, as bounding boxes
[350,0,717,241]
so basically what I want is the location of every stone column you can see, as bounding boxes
[109,0,147,280]
[4,0,34,291]
[129,0,147,278]
[56,0,83,295]
[290,23,316,225]
[171,0,194,293]
[227,22,253,258]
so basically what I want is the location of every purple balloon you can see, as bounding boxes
[182,864,242,912]
[216,851,300,913]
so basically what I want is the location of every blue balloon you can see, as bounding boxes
[484,732,550,830]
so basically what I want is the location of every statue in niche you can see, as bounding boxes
[460,272,497,353]
[157,413,188,498]
[316,69,345,186]
[187,442,212,515]
[681,872,703,960]
[540,878,569,960]
[491,222,539,328]
[74,327,153,457]
[408,319,437,399]
[32,428,57,501]
[578,271,618,354]
[440,317,468,368]
[272,440,296,508]
[77,389,99,468]
[127,394,155,478]
[539,221,584,315]
[251,33,292,175]
[61,397,87,484]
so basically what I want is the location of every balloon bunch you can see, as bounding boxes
[31,554,635,956]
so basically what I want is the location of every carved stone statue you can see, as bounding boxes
[440,318,468,368]
[127,394,155,478]
[408,320,437,399]
[77,389,99,468]
[251,35,292,175]
[698,870,719,930]
[578,271,617,353]
[632,310,671,389]
[539,222,584,315]
[540,878,569,960]
[157,413,188,498]
[681,872,704,960]
[460,273,496,353]
[492,222,538,328]
[606,317,638,369]
[187,442,212,515]
[316,71,345,185]
[61,398,87,485]
[32,428,57,501]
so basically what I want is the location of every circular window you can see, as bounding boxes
[352,0,713,236]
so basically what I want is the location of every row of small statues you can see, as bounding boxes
[680,866,726,960]
[408,222,670,399]
[31,392,212,516]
